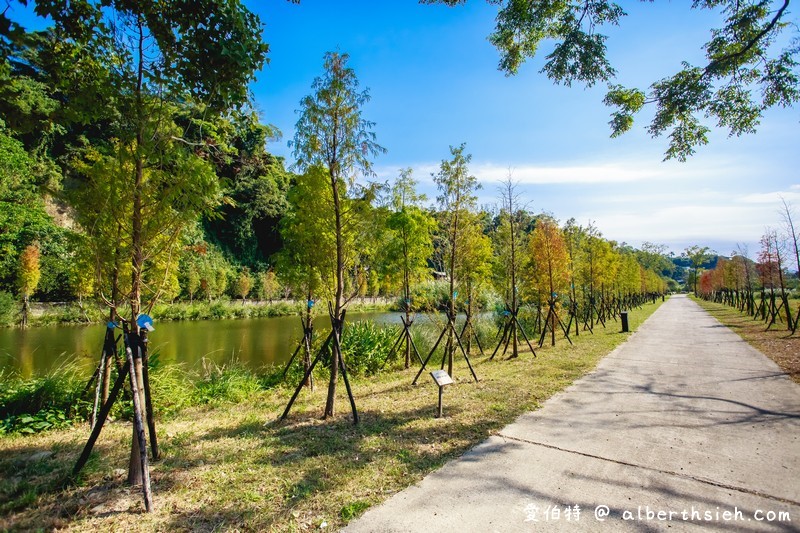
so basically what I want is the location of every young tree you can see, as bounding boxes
[17,243,40,327]
[71,246,96,321]
[291,51,385,420]
[562,218,585,337]
[456,210,493,355]
[780,198,800,280]
[616,251,642,297]
[433,144,481,376]
[427,0,798,160]
[259,270,281,303]
[760,228,793,330]
[636,242,675,280]
[528,217,570,346]
[576,223,609,327]
[684,245,713,294]
[13,0,267,323]
[235,269,253,304]
[186,265,200,304]
[380,169,435,366]
[494,177,528,356]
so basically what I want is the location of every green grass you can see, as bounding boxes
[0,365,91,436]
[0,299,663,531]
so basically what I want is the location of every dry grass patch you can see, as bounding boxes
[0,301,663,531]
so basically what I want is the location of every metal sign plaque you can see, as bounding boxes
[430,369,453,387]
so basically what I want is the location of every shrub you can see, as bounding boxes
[209,302,228,320]
[0,291,17,326]
[407,280,450,312]
[0,365,90,435]
[193,360,262,404]
[340,321,397,376]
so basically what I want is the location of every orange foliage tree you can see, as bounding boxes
[527,217,570,345]
[17,243,41,327]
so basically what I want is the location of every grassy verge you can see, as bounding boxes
[693,297,800,384]
[0,300,663,531]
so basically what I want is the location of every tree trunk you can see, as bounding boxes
[403,232,411,369]
[325,163,343,419]
[303,289,314,390]
[129,15,146,485]
[127,334,147,485]
[510,210,519,358]
[466,284,473,356]
[20,295,29,327]
[447,208,459,377]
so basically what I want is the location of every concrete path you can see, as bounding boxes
[344,295,800,532]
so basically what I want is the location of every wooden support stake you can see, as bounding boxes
[72,359,130,480]
[140,330,159,461]
[126,338,153,512]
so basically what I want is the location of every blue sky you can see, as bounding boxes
[9,1,799,257]
[249,0,800,257]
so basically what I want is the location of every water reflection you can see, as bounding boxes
[0,311,409,378]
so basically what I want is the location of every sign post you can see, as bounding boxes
[430,370,453,418]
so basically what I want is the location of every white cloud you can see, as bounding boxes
[738,189,800,204]
[378,155,749,186]
[375,153,794,253]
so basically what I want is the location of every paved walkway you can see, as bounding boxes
[345,295,800,532]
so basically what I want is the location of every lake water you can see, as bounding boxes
[0,311,416,378]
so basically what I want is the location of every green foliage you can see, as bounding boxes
[340,321,398,376]
[379,169,435,306]
[604,85,646,137]
[276,165,335,302]
[234,268,253,300]
[2,0,270,323]
[150,299,297,322]
[192,361,262,405]
[291,50,385,327]
[0,121,36,200]
[0,291,16,326]
[0,123,71,298]
[257,270,281,301]
[492,180,529,306]
[0,366,89,436]
[684,245,714,293]
[292,51,385,184]
[203,121,293,268]
[0,198,74,299]
[70,130,222,312]
[0,355,267,437]
[406,280,451,311]
[433,144,481,307]
[340,500,371,521]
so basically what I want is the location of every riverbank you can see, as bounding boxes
[0,299,663,531]
[9,298,395,328]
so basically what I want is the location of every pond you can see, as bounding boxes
[0,311,420,378]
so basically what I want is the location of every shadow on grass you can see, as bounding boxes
[155,403,481,531]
